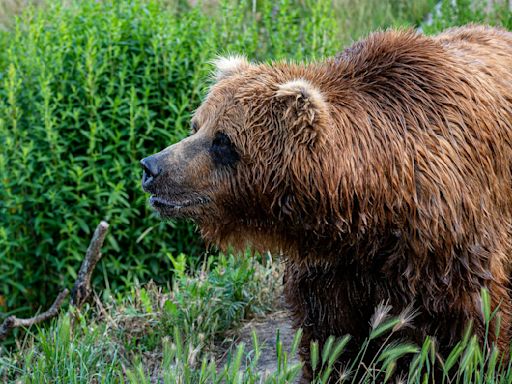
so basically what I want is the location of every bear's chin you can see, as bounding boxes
[148,195,210,219]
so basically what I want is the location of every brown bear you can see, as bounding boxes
[141,25,512,382]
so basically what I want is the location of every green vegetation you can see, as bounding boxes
[0,1,43,30]
[0,255,284,382]
[0,0,338,313]
[2,0,512,383]
[335,0,437,44]
[422,0,512,33]
[2,257,511,383]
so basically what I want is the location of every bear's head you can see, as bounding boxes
[141,56,335,249]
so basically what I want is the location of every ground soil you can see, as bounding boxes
[218,310,300,378]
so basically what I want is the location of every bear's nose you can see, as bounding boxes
[140,156,162,190]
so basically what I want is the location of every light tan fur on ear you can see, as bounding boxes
[275,78,329,147]
[276,79,325,107]
[212,55,250,80]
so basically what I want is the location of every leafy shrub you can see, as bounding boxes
[112,253,281,352]
[0,0,338,313]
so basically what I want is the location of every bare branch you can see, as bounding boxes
[0,220,110,341]
[71,221,109,308]
[0,289,69,341]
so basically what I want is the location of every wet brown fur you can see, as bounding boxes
[150,25,512,382]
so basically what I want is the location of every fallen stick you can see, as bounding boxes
[71,221,109,308]
[0,220,109,340]
[0,289,69,341]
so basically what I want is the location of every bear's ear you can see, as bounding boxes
[212,55,251,80]
[274,79,329,148]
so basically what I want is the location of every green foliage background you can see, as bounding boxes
[422,0,512,33]
[0,0,338,312]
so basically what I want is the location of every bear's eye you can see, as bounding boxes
[210,132,239,167]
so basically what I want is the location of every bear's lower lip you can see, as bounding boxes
[149,196,209,211]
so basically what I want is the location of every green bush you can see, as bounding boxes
[0,0,338,313]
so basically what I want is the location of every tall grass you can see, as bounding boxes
[335,0,438,45]
[0,255,283,382]
[0,0,43,30]
[421,0,512,33]
[3,257,512,383]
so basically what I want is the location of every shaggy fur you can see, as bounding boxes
[141,25,512,382]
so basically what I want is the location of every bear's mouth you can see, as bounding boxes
[149,195,210,216]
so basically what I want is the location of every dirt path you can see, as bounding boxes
[141,310,300,383]
[218,310,300,377]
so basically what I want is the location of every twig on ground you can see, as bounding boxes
[0,289,69,341]
[71,220,109,309]
[0,220,110,340]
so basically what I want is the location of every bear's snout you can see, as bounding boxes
[140,155,162,192]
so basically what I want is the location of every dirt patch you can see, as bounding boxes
[218,310,300,377]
